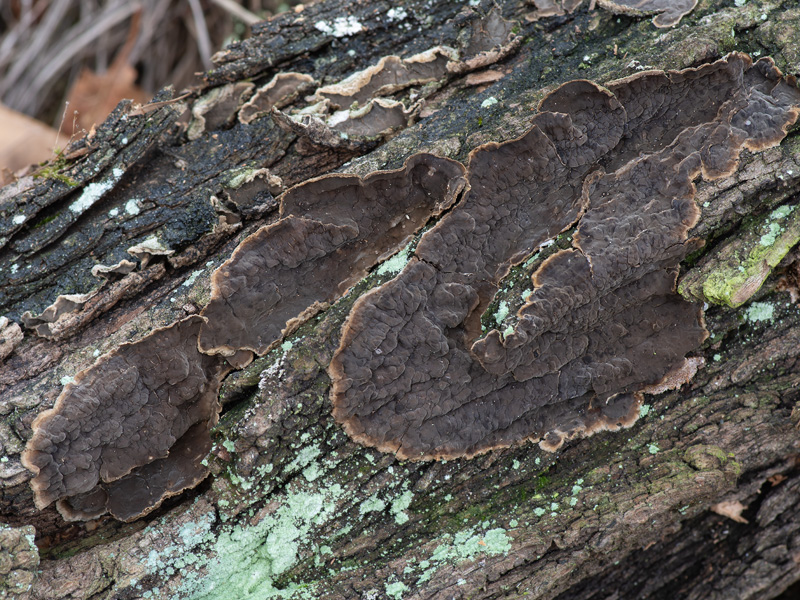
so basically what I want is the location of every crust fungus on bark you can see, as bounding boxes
[198,153,467,357]
[328,53,800,461]
[21,316,230,521]
[18,51,800,523]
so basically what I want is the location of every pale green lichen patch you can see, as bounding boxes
[679,203,800,307]
[286,444,322,475]
[148,476,347,600]
[648,443,660,455]
[359,493,387,515]
[385,581,408,599]
[376,243,413,276]
[745,301,774,323]
[412,526,512,585]
[391,490,414,524]
[639,404,651,418]
[494,300,510,325]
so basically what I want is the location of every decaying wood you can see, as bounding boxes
[1,0,799,599]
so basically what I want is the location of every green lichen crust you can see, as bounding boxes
[680,203,800,307]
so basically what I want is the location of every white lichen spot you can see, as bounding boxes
[12,215,25,225]
[10,263,19,274]
[533,507,546,517]
[734,0,746,5]
[222,440,235,452]
[125,199,141,215]
[281,340,293,353]
[60,376,74,386]
[713,353,722,362]
[70,178,117,213]
[745,301,774,323]
[648,443,660,455]
[108,207,120,217]
[481,97,499,109]
[93,349,101,357]
[639,404,651,418]
[0,456,8,463]
[121,137,128,144]
[387,7,408,21]
[315,16,362,37]
[760,13,767,20]
[182,269,204,287]
[512,459,520,470]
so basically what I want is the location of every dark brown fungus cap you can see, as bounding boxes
[21,316,230,520]
[198,153,467,357]
[329,53,800,460]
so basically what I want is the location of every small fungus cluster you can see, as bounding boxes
[21,53,800,521]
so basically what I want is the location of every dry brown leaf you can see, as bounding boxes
[0,103,61,174]
[711,500,749,524]
[63,11,149,137]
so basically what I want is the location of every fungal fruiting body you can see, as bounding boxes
[329,53,800,460]
[21,53,800,521]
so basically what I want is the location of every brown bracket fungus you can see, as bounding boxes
[21,316,231,521]
[315,48,456,109]
[329,53,800,460]
[239,72,316,124]
[596,0,698,28]
[273,98,418,150]
[198,153,467,357]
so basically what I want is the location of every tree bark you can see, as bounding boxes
[1,0,799,599]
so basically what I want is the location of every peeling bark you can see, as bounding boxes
[1,1,799,599]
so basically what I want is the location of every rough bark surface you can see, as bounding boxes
[1,0,799,599]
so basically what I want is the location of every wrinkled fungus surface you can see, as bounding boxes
[21,53,800,522]
[198,153,466,357]
[22,317,230,521]
[329,54,800,460]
